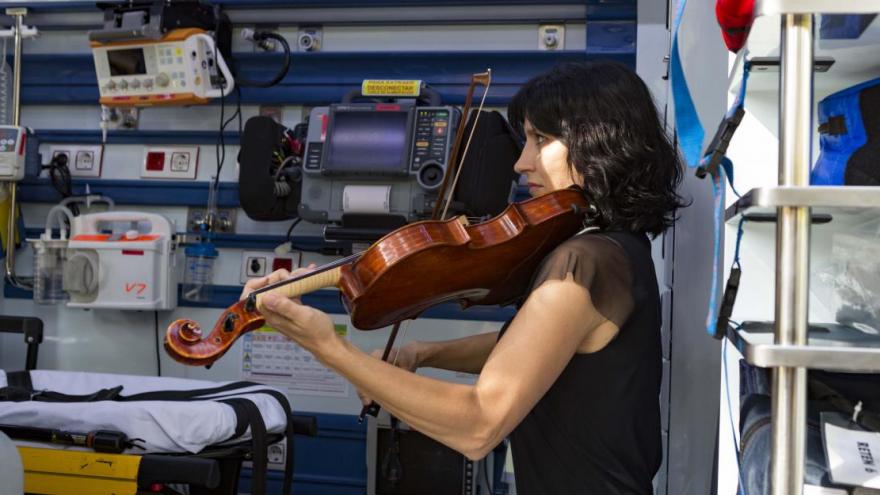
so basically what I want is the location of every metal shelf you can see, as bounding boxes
[727,11,880,109]
[757,0,880,16]
[725,186,880,222]
[727,321,880,372]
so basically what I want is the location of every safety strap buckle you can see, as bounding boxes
[696,106,746,179]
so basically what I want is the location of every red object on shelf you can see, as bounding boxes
[716,0,756,53]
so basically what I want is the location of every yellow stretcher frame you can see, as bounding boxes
[19,446,143,495]
[17,445,226,495]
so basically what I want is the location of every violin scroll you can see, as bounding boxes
[164,299,266,367]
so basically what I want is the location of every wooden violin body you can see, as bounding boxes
[165,188,589,366]
[339,188,588,328]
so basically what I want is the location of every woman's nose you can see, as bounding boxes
[513,149,531,174]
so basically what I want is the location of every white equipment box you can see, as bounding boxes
[65,211,178,310]
[92,28,233,107]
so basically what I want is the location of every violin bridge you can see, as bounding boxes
[456,215,470,227]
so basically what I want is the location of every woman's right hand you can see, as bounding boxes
[357,342,421,406]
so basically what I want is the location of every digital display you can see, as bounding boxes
[323,109,410,174]
[107,48,147,76]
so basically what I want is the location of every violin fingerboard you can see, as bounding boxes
[256,267,342,310]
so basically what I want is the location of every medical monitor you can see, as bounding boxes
[322,105,414,176]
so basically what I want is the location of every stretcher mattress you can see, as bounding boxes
[0,370,288,454]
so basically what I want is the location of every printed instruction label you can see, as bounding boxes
[361,79,421,97]
[824,420,880,488]
[241,324,350,397]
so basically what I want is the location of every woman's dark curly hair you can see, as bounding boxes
[508,60,685,237]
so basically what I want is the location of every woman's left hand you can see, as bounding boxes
[259,292,339,354]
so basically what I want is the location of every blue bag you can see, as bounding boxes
[811,78,880,186]
[820,14,876,40]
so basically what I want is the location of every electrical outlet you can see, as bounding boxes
[48,144,104,178]
[187,207,237,233]
[538,24,565,50]
[141,146,199,179]
[247,255,267,277]
[267,442,285,466]
[239,250,301,284]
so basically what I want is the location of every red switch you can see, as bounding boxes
[146,151,165,171]
[272,258,293,272]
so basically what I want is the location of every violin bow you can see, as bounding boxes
[433,69,493,221]
[359,70,493,422]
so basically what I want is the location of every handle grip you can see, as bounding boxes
[358,401,381,423]
[192,33,234,99]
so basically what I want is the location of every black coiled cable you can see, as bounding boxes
[236,32,291,88]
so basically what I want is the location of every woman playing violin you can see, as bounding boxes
[245,60,684,494]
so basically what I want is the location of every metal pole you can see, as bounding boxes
[771,13,813,495]
[5,9,25,287]
[10,11,21,127]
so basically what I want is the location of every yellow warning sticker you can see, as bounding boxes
[361,80,422,97]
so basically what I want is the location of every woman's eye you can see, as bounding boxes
[535,135,546,145]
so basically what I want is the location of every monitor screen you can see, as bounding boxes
[108,48,147,76]
[323,108,411,174]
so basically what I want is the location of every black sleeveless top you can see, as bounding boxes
[499,231,662,494]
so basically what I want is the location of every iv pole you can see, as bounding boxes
[3,8,28,289]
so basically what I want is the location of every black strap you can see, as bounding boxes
[119,381,265,402]
[0,387,32,401]
[713,266,741,340]
[696,105,745,179]
[0,385,123,402]
[6,370,32,389]
[221,399,252,441]
[810,378,880,433]
[220,398,268,495]
[818,115,848,135]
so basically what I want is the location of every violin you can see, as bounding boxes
[165,188,589,366]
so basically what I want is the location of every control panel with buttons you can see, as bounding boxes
[411,108,452,171]
[92,28,232,107]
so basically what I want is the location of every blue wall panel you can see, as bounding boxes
[18,175,530,210]
[18,178,241,207]
[16,51,634,106]
[35,129,240,146]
